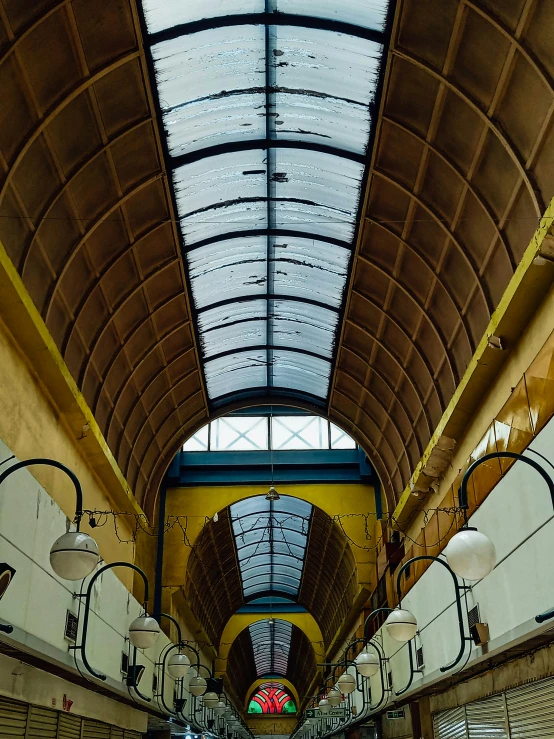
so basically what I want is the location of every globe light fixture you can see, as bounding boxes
[337,672,356,694]
[384,608,418,642]
[318,698,330,713]
[444,527,496,581]
[168,651,191,679]
[355,648,380,677]
[203,691,220,708]
[189,675,208,696]
[327,687,342,707]
[50,531,99,581]
[213,701,227,716]
[129,615,160,649]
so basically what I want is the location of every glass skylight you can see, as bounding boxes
[249,619,293,676]
[140,0,391,404]
[230,494,312,600]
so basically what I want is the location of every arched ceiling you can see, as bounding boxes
[184,496,358,647]
[225,619,318,708]
[1,0,554,512]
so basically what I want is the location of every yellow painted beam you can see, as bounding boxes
[392,198,554,527]
[0,238,144,519]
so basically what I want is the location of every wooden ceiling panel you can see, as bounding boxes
[331,0,554,508]
[0,1,207,509]
[71,0,137,73]
[397,0,460,71]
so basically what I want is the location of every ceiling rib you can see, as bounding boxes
[147,13,387,44]
[170,139,366,167]
[184,229,352,252]
[206,345,331,364]
[195,294,340,315]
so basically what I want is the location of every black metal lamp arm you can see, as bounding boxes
[396,556,470,676]
[0,458,84,529]
[459,451,554,623]
[77,562,150,681]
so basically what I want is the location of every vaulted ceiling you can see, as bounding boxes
[1,0,553,513]
[184,499,357,647]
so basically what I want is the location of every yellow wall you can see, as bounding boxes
[0,294,138,588]
[163,481,378,591]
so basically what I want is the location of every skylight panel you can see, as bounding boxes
[140,0,392,405]
[230,494,312,600]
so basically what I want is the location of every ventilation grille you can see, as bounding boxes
[416,645,424,669]
[468,604,480,629]
[64,611,78,643]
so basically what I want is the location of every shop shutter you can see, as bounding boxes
[506,677,554,738]
[26,706,58,739]
[57,713,82,739]
[82,719,111,739]
[0,696,27,738]
[434,706,468,739]
[466,695,508,739]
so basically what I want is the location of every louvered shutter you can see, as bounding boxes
[123,732,141,739]
[506,677,554,738]
[0,696,27,738]
[82,719,111,739]
[433,706,468,739]
[57,713,82,739]
[110,728,123,739]
[26,706,58,739]
[466,695,508,739]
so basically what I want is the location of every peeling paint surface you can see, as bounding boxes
[141,0,391,402]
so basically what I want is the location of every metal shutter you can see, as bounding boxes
[123,732,141,739]
[57,713,82,739]
[0,696,27,738]
[26,706,58,739]
[82,719,111,739]
[466,695,508,739]
[433,706,468,739]
[506,677,554,738]
[110,728,123,739]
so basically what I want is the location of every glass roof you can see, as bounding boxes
[230,494,312,600]
[248,619,293,676]
[141,0,391,405]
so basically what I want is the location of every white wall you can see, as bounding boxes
[314,413,554,737]
[0,440,184,727]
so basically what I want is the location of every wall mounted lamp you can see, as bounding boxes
[71,561,158,682]
[387,555,473,679]
[0,458,99,582]
[455,450,554,623]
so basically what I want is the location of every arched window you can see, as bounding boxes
[248,683,297,714]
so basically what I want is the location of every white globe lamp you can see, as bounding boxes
[203,691,219,708]
[318,698,330,713]
[50,531,99,580]
[355,649,380,677]
[128,615,160,649]
[327,687,342,707]
[444,527,496,580]
[168,652,191,678]
[337,672,356,695]
[214,701,227,716]
[385,608,418,642]
[189,675,207,696]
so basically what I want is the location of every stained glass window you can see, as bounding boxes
[248,683,297,714]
